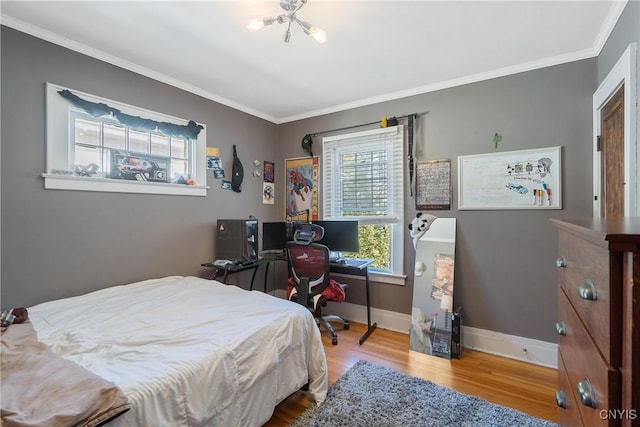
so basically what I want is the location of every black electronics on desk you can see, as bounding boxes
[312,220,359,261]
[262,222,288,252]
[215,219,258,264]
[262,220,360,259]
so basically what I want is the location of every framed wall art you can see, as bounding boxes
[285,156,319,220]
[458,146,562,210]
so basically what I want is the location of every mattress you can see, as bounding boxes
[28,276,328,427]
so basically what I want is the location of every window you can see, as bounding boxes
[44,83,207,196]
[323,126,405,281]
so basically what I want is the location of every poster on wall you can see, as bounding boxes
[415,160,451,210]
[206,147,224,178]
[285,156,319,220]
[263,161,275,204]
[458,146,562,210]
[430,253,454,301]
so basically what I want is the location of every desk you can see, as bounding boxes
[201,260,263,290]
[329,259,377,345]
[202,257,378,345]
[202,256,288,292]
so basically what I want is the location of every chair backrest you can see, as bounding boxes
[291,222,324,245]
[286,224,330,308]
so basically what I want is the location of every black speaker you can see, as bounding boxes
[451,307,463,359]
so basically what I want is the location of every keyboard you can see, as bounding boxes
[345,259,370,268]
[333,258,373,268]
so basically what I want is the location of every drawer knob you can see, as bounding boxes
[556,257,568,268]
[555,390,567,408]
[577,378,596,408]
[555,321,566,336]
[578,280,597,301]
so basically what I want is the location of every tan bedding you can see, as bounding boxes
[1,321,130,427]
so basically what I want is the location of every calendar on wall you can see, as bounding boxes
[415,159,452,210]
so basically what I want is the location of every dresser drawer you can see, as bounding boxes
[557,289,621,426]
[558,230,616,363]
[557,352,584,427]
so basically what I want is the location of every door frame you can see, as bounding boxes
[593,43,637,217]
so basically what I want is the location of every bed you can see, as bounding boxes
[2,276,328,427]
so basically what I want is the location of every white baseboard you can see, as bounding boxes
[318,299,558,369]
[461,326,557,369]
[323,300,412,334]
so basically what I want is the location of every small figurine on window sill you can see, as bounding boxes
[172,175,195,185]
[74,163,99,177]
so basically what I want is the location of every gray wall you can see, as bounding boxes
[278,59,596,343]
[1,27,282,308]
[3,0,638,343]
[274,1,640,343]
[597,0,639,85]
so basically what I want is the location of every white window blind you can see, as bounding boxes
[322,125,406,280]
[323,126,405,224]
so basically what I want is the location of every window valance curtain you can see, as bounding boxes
[58,89,204,140]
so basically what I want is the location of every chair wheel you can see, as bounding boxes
[344,323,350,330]
[332,337,338,345]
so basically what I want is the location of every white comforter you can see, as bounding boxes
[29,276,328,427]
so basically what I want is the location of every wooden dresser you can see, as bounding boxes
[551,218,639,426]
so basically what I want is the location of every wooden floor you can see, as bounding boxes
[264,322,558,426]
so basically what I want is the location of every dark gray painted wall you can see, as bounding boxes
[278,59,596,343]
[1,27,281,308]
[2,0,637,343]
[276,0,640,343]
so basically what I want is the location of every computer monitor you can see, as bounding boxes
[262,222,288,251]
[312,220,360,253]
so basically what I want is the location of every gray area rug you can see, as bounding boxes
[290,360,556,427]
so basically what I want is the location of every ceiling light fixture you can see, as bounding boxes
[247,0,326,44]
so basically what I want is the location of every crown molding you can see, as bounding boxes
[0,15,280,124]
[592,0,629,55]
[279,47,598,123]
[2,3,625,126]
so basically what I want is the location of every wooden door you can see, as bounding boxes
[600,84,625,217]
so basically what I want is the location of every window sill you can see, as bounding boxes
[42,174,208,196]
[370,271,406,286]
[332,270,406,286]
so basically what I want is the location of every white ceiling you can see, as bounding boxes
[1,1,627,124]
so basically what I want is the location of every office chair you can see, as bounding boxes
[286,223,349,345]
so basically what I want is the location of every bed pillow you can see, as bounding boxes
[1,322,130,427]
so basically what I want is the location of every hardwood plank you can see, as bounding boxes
[263,322,558,426]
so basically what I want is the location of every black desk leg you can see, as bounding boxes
[263,262,270,293]
[249,265,259,291]
[358,268,377,345]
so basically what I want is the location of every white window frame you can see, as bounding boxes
[43,82,207,196]
[323,125,405,285]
